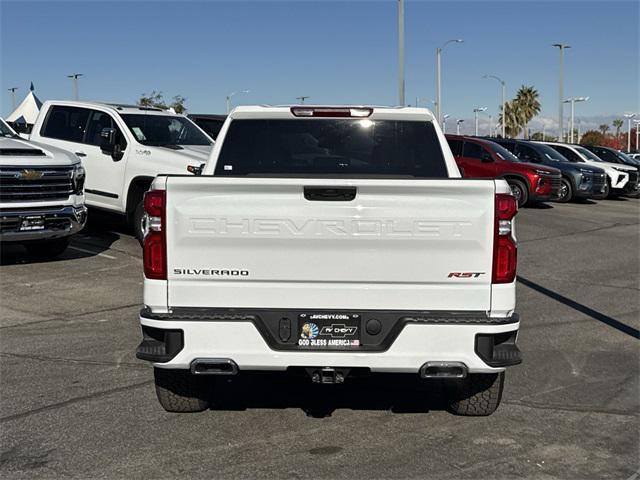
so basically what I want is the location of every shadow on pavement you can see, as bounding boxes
[517,275,640,339]
[208,372,450,418]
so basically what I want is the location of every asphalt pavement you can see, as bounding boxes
[1,198,638,479]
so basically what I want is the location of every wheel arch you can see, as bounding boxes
[125,176,154,221]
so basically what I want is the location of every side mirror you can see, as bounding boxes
[187,163,204,176]
[100,128,124,161]
[481,151,493,163]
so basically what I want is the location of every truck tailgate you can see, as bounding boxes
[165,177,495,311]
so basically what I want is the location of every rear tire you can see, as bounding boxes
[132,199,145,246]
[154,368,210,413]
[447,372,505,416]
[25,237,70,259]
[557,178,573,203]
[507,179,528,207]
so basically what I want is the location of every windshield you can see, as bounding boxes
[613,149,640,166]
[575,146,606,162]
[121,114,212,147]
[537,143,569,162]
[215,119,448,178]
[486,141,520,162]
[0,119,16,137]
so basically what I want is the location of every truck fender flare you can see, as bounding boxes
[126,176,154,220]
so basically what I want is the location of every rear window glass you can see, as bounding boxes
[214,119,448,178]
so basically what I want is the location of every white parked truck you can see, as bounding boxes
[29,101,213,242]
[0,118,86,258]
[136,106,522,416]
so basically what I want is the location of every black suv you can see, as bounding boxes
[489,138,607,202]
[187,114,227,141]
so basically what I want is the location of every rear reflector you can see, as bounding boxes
[492,193,517,284]
[143,190,166,280]
[290,107,373,118]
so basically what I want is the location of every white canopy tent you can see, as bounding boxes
[6,84,43,131]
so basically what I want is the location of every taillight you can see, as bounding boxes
[492,193,517,283]
[143,190,166,280]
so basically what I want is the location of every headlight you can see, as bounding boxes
[535,169,550,175]
[71,164,86,195]
[612,167,627,172]
[578,168,593,174]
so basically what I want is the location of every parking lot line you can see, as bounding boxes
[68,245,116,260]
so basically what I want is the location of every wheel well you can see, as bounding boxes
[561,174,576,189]
[126,177,154,220]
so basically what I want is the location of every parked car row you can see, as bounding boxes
[445,134,639,206]
[1,105,637,260]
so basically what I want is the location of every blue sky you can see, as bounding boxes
[1,0,638,134]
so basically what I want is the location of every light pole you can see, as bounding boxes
[67,73,83,100]
[456,119,464,135]
[442,114,450,133]
[296,96,310,104]
[576,120,581,143]
[436,39,463,126]
[634,120,640,151]
[473,107,487,136]
[563,96,589,143]
[624,113,636,152]
[483,74,506,138]
[226,90,250,113]
[7,87,18,111]
[552,44,571,141]
[398,0,405,106]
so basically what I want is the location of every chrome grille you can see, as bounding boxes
[0,166,74,202]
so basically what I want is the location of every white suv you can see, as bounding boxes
[0,118,86,257]
[30,101,214,241]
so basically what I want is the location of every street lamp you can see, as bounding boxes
[7,87,18,111]
[398,0,405,106]
[435,39,463,126]
[552,44,571,141]
[624,113,636,152]
[67,73,83,101]
[296,96,310,104]
[483,74,506,138]
[634,120,640,152]
[563,96,589,143]
[473,107,487,136]
[442,114,450,134]
[226,90,250,113]
[456,119,464,135]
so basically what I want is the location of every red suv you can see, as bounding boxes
[446,135,561,206]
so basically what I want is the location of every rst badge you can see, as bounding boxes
[448,272,485,278]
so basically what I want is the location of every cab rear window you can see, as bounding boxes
[214,119,448,178]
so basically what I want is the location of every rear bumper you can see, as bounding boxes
[137,308,521,374]
[0,205,87,242]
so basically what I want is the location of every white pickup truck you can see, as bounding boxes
[136,106,522,416]
[0,118,86,257]
[29,101,213,242]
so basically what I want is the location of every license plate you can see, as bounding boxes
[20,215,45,231]
[298,313,361,349]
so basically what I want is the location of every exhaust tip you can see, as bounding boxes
[190,358,238,375]
[419,361,467,379]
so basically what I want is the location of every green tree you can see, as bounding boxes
[612,119,623,137]
[580,130,605,146]
[138,91,187,113]
[498,85,541,138]
[598,124,610,136]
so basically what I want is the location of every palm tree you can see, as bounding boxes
[612,119,623,137]
[599,124,610,136]
[499,101,523,138]
[498,85,541,138]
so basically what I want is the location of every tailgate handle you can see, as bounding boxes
[304,187,357,202]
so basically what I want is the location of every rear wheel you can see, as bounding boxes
[507,179,528,207]
[447,372,505,416]
[132,199,145,245]
[25,237,70,259]
[154,368,210,413]
[557,178,573,203]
